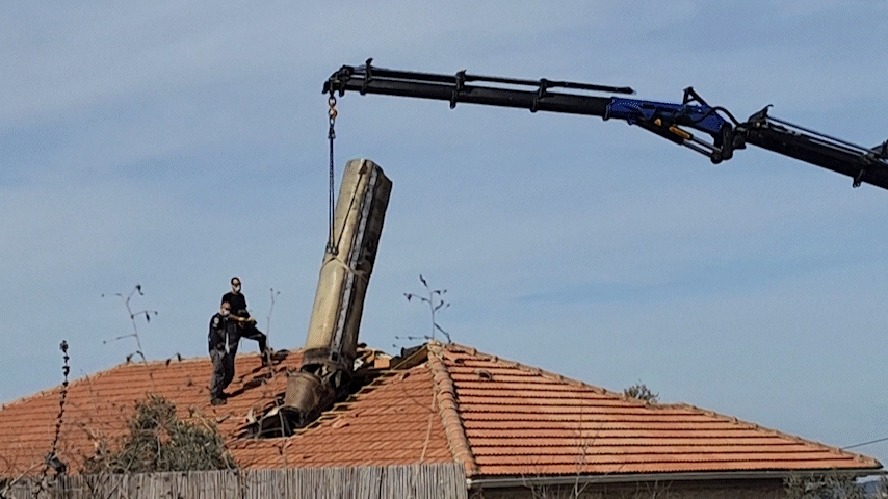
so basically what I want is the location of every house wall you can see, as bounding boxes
[470,478,785,499]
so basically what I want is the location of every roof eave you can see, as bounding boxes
[466,468,886,490]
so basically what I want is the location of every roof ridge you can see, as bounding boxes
[0,351,277,411]
[427,341,478,477]
[101,349,301,372]
[125,350,279,367]
[0,364,128,410]
[444,342,642,404]
[1,385,65,411]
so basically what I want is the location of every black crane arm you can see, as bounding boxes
[324,62,621,117]
[323,60,888,191]
[323,60,737,163]
[737,107,888,189]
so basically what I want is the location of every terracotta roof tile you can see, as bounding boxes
[0,342,880,480]
[438,343,880,477]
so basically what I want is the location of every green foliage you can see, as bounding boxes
[84,395,235,474]
[623,381,659,403]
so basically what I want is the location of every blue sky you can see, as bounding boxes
[3,1,888,466]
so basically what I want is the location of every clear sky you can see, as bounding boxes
[3,1,887,467]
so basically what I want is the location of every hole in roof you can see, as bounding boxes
[238,346,419,440]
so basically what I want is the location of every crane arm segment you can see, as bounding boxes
[323,60,736,163]
[324,60,888,190]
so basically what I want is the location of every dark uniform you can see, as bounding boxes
[208,311,240,403]
[221,291,269,354]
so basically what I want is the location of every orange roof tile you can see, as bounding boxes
[0,342,880,481]
[435,343,880,477]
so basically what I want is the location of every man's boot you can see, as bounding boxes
[261,348,273,367]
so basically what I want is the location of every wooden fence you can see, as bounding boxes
[1,463,467,499]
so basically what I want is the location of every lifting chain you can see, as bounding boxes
[326,96,339,256]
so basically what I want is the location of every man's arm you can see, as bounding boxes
[208,315,225,347]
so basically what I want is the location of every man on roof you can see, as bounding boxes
[208,301,239,405]
[221,276,272,365]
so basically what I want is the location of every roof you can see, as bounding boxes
[0,342,880,482]
[437,344,879,479]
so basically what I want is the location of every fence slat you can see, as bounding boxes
[4,464,468,499]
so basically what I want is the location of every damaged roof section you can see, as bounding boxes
[239,347,401,439]
[0,342,880,481]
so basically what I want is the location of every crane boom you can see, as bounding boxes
[323,60,888,191]
[738,107,888,189]
[323,63,622,116]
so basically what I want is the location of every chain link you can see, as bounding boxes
[326,96,338,255]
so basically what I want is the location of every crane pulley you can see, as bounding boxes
[322,59,888,191]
